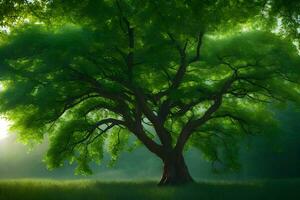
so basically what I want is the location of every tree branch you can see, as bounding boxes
[175,75,237,152]
[189,32,204,63]
[157,32,205,123]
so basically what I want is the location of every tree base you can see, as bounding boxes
[158,154,194,186]
[158,176,194,186]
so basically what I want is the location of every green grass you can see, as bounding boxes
[0,179,299,200]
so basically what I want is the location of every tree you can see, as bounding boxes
[0,0,300,185]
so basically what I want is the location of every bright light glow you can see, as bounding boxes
[0,119,10,140]
[0,26,10,34]
[0,83,10,140]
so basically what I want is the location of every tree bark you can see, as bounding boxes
[158,152,194,186]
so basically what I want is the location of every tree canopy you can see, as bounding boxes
[0,0,299,185]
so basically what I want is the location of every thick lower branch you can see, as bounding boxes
[132,126,164,158]
[135,89,172,148]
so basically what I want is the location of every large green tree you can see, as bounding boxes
[0,0,300,185]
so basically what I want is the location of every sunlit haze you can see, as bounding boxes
[0,119,9,140]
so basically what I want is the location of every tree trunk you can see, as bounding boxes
[158,153,194,186]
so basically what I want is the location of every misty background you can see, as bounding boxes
[0,106,299,181]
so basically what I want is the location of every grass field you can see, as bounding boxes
[0,179,299,200]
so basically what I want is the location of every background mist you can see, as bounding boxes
[0,106,299,181]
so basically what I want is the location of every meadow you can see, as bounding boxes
[0,179,299,200]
